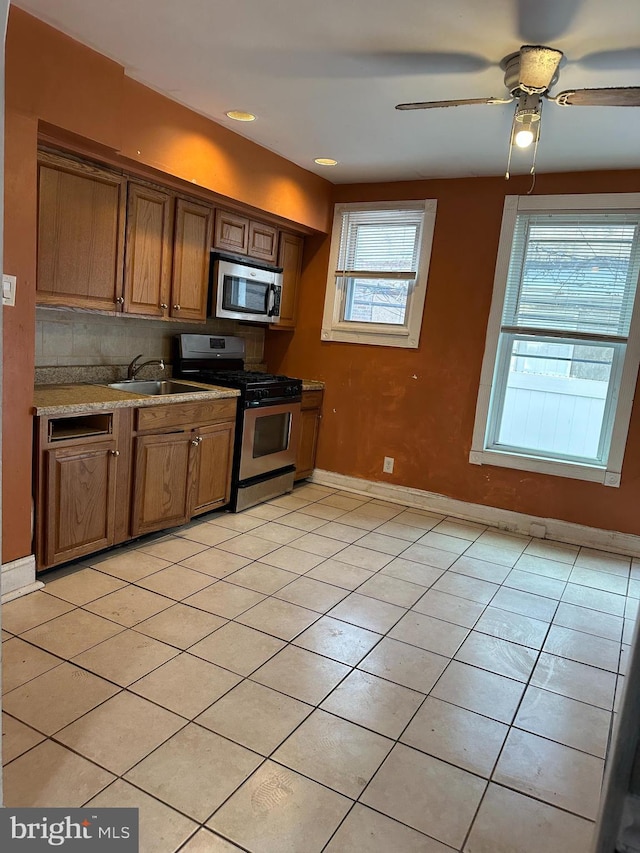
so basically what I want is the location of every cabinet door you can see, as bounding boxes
[131,431,195,536]
[214,210,249,254]
[274,231,303,329]
[248,221,278,264]
[296,407,321,481]
[37,152,126,310]
[124,182,173,317]
[171,198,215,320]
[45,440,118,566]
[191,422,235,515]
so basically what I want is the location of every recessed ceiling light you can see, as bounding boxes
[225,110,256,122]
[314,158,338,166]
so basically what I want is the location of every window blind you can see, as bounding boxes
[502,212,640,338]
[336,207,425,276]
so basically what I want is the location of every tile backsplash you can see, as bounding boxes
[36,307,265,379]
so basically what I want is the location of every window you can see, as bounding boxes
[321,200,436,348]
[471,194,640,486]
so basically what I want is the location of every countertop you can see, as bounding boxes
[301,379,325,391]
[33,381,240,416]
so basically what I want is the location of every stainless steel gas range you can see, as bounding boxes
[174,334,301,512]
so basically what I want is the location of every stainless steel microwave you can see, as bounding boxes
[210,255,283,323]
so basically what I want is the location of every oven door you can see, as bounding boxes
[239,401,301,481]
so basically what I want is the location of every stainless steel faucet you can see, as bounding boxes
[127,354,166,380]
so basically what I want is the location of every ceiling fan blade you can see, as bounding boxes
[518,45,563,92]
[577,47,640,71]
[517,0,582,43]
[374,51,492,75]
[396,97,512,110]
[552,87,640,106]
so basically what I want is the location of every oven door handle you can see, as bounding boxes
[244,395,302,409]
[266,284,276,317]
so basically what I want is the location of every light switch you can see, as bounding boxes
[3,274,16,307]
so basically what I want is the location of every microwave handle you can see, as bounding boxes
[266,283,276,317]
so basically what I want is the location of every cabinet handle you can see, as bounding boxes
[160,303,168,309]
[110,450,120,457]
[173,304,181,311]
[191,438,201,446]
[115,297,124,305]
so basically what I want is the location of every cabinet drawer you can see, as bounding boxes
[136,398,237,432]
[301,390,323,410]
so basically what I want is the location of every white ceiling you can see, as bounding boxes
[14,0,640,183]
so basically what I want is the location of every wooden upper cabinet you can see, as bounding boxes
[214,210,278,264]
[248,221,278,264]
[124,182,173,317]
[37,152,126,310]
[214,210,249,254]
[274,231,304,329]
[170,198,214,321]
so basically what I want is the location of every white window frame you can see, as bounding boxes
[471,193,640,487]
[321,199,437,348]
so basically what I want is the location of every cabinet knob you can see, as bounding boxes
[115,296,124,305]
[173,304,181,311]
[191,438,200,446]
[160,303,168,309]
[110,450,120,457]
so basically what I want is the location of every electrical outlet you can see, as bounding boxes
[383,456,394,474]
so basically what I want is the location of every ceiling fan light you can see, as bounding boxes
[511,95,541,149]
[515,127,535,148]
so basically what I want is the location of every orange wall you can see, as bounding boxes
[265,170,640,536]
[2,8,332,563]
[3,110,38,562]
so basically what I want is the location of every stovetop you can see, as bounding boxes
[174,334,302,403]
[188,369,302,404]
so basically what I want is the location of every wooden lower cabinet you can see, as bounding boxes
[131,431,195,536]
[295,390,323,481]
[43,439,119,567]
[35,398,237,571]
[131,419,235,536]
[192,422,235,515]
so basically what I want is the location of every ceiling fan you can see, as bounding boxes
[396,45,640,178]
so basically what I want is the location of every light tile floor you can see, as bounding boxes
[2,482,636,852]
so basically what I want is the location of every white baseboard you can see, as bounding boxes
[1,554,43,602]
[311,469,640,558]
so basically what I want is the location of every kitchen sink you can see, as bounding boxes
[107,380,209,396]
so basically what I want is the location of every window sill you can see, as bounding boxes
[320,327,419,348]
[469,448,620,486]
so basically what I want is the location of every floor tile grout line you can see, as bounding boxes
[4,485,632,847]
[8,502,622,749]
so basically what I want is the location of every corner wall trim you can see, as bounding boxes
[1,554,42,602]
[310,469,640,558]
